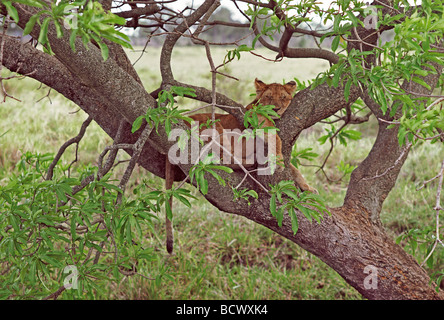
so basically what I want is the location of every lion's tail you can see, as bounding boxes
[165,157,174,254]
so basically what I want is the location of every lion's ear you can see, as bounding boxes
[254,78,267,93]
[284,81,297,94]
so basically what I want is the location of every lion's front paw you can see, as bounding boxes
[307,186,318,194]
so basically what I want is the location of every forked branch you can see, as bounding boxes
[46,116,93,180]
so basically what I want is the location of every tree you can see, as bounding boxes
[0,0,443,300]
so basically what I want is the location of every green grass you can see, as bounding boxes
[1,46,442,300]
[107,199,359,300]
[0,78,112,175]
[126,46,330,107]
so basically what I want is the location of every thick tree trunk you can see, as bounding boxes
[247,204,443,300]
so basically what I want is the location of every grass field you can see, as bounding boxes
[1,46,443,300]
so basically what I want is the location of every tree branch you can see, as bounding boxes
[1,34,173,181]
[46,116,93,180]
[251,19,339,65]
[14,3,156,124]
[344,61,443,220]
[159,0,217,84]
[114,4,161,19]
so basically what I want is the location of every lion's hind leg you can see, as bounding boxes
[290,163,317,194]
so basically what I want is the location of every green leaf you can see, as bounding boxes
[341,129,362,140]
[38,17,51,45]
[165,197,172,220]
[171,86,197,98]
[412,76,431,90]
[270,194,277,217]
[333,14,341,32]
[54,19,64,38]
[296,204,313,223]
[245,190,258,199]
[318,135,329,145]
[92,35,109,61]
[132,115,144,133]
[237,44,253,52]
[398,126,407,146]
[289,207,299,234]
[344,78,352,102]
[346,11,359,27]
[332,63,345,88]
[331,35,340,52]
[173,194,191,208]
[3,1,19,23]
[69,28,78,52]
[276,207,284,227]
[211,165,233,174]
[197,172,208,195]
[404,38,422,52]
[23,14,39,36]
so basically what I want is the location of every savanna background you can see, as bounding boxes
[1,37,442,299]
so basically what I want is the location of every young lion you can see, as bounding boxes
[164,79,316,254]
[187,79,295,169]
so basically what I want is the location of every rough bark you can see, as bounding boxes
[345,65,442,221]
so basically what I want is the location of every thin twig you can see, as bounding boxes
[116,124,153,204]
[420,158,444,267]
[43,286,66,300]
[317,105,352,173]
[46,116,93,180]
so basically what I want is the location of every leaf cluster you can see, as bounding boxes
[132,86,196,136]
[269,180,330,234]
[189,153,233,195]
[20,0,131,60]
[0,151,193,299]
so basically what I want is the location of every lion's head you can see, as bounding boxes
[254,78,297,119]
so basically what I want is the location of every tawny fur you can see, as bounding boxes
[164,79,316,254]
